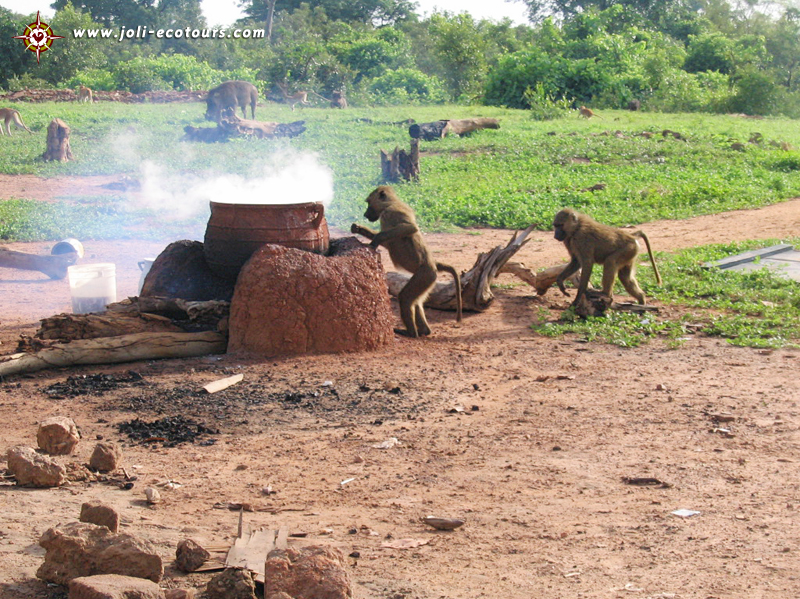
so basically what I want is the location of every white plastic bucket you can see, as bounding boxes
[137,258,156,294]
[67,263,116,314]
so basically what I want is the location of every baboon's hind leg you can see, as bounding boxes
[618,264,647,304]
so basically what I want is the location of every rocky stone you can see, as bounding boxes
[164,589,195,599]
[37,416,80,455]
[175,538,210,572]
[263,545,352,599]
[205,568,257,599]
[265,594,295,599]
[229,238,393,357]
[68,574,165,599]
[6,445,66,487]
[37,521,163,585]
[80,500,121,533]
[141,240,235,302]
[89,442,122,472]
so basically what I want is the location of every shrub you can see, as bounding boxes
[67,68,116,91]
[367,68,447,104]
[728,68,780,115]
[648,69,731,112]
[523,83,573,120]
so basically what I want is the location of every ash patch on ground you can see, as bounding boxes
[44,371,146,399]
[97,377,433,428]
[117,415,219,447]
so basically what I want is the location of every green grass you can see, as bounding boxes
[1,103,799,234]
[533,240,800,349]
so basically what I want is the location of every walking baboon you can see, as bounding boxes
[351,186,463,338]
[0,108,32,135]
[553,208,662,305]
[579,106,601,119]
[277,83,310,111]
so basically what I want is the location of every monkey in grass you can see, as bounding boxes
[351,186,463,338]
[579,106,602,118]
[552,208,662,306]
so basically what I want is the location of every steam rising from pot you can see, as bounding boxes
[136,151,334,221]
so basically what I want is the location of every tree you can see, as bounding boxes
[512,0,694,27]
[684,31,734,73]
[428,13,490,100]
[50,0,155,27]
[766,8,800,90]
[241,0,416,26]
[0,8,36,88]
[38,3,110,84]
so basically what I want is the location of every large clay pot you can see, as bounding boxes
[203,201,330,281]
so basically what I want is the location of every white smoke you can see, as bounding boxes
[135,150,335,222]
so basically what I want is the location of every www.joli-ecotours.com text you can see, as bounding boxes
[72,26,265,41]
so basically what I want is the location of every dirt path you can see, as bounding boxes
[1,182,799,599]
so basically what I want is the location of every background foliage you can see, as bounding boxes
[2,1,800,116]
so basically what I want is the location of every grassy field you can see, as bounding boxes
[1,101,798,348]
[1,101,799,235]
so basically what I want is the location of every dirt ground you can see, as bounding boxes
[1,176,799,599]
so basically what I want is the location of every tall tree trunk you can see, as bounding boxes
[266,0,276,42]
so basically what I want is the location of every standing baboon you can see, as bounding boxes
[579,106,602,118]
[553,208,662,305]
[77,85,93,103]
[351,186,463,338]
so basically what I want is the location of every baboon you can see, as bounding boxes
[579,106,601,119]
[77,85,93,103]
[552,208,662,306]
[351,186,463,338]
[277,83,310,111]
[0,107,32,135]
[331,90,347,109]
[205,80,258,122]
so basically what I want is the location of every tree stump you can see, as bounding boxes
[380,139,419,182]
[41,119,73,162]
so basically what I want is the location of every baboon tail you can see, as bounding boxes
[436,263,463,322]
[634,231,662,286]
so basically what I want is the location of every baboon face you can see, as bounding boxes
[552,209,576,242]
[364,186,392,222]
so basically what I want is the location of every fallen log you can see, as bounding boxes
[409,120,448,141]
[36,297,231,342]
[443,118,500,136]
[499,262,579,295]
[409,118,500,141]
[37,311,183,341]
[385,225,536,312]
[0,331,227,378]
[220,115,306,139]
[183,125,229,143]
[0,248,78,280]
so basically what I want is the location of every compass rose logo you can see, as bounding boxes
[13,11,64,64]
